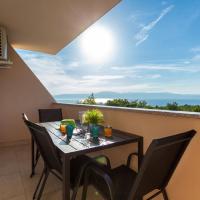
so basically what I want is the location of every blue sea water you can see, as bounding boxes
[146,99,200,106]
[55,98,200,106]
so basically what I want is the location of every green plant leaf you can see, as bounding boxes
[83,109,104,125]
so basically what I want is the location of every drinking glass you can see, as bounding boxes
[67,124,74,140]
[78,111,85,125]
[104,126,112,137]
[78,111,87,134]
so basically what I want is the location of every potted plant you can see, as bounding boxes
[83,109,104,139]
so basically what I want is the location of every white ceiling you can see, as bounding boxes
[0,0,121,54]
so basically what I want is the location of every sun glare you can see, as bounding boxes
[80,26,114,63]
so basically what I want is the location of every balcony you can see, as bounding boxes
[0,45,199,198]
[0,103,200,200]
[0,0,199,199]
[0,101,199,199]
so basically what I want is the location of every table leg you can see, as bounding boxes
[138,137,144,169]
[63,155,70,200]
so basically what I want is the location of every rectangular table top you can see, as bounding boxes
[39,121,142,157]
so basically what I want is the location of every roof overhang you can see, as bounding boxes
[0,0,121,54]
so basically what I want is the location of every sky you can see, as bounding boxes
[17,0,200,95]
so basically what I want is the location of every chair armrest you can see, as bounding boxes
[93,155,111,169]
[84,163,115,200]
[71,154,111,199]
[127,152,139,168]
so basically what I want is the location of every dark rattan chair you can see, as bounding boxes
[22,109,62,177]
[25,119,110,200]
[22,113,40,177]
[81,130,196,200]
[38,108,63,122]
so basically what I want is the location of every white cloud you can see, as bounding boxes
[192,54,200,61]
[112,62,200,73]
[18,52,84,94]
[190,47,200,52]
[19,51,147,94]
[82,75,124,81]
[75,83,155,93]
[67,61,80,67]
[135,5,174,46]
[183,61,191,64]
[149,74,161,79]
[21,54,160,94]
[189,46,200,62]
[17,49,200,95]
[154,79,200,94]
[77,75,125,88]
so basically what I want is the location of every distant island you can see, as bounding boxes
[55,91,200,104]
[54,92,200,112]
[55,91,200,100]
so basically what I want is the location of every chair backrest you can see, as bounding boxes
[38,108,63,122]
[25,119,62,172]
[22,113,33,136]
[129,130,196,199]
[22,113,28,121]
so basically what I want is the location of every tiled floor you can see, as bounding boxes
[0,144,103,200]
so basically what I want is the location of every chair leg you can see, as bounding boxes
[33,168,45,199]
[71,161,91,200]
[71,184,79,200]
[31,140,40,178]
[81,175,89,200]
[147,191,162,200]
[34,149,40,168]
[30,137,35,178]
[33,168,49,200]
[162,189,169,200]
[36,169,49,200]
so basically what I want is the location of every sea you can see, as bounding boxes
[55,97,200,106]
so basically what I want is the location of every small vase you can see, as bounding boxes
[90,124,100,139]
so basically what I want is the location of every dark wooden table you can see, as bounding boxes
[39,121,143,200]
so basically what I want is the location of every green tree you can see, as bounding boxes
[127,100,138,107]
[82,96,200,113]
[82,93,96,104]
[106,99,129,107]
[136,100,147,108]
[166,102,179,110]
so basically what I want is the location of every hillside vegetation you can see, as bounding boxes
[82,94,200,112]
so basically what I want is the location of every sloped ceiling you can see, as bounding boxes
[0,0,121,54]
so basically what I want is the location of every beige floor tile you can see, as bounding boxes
[0,148,20,176]
[13,145,33,176]
[42,186,104,200]
[7,195,26,200]
[42,189,62,200]
[0,173,25,200]
[21,170,62,200]
[0,144,105,200]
